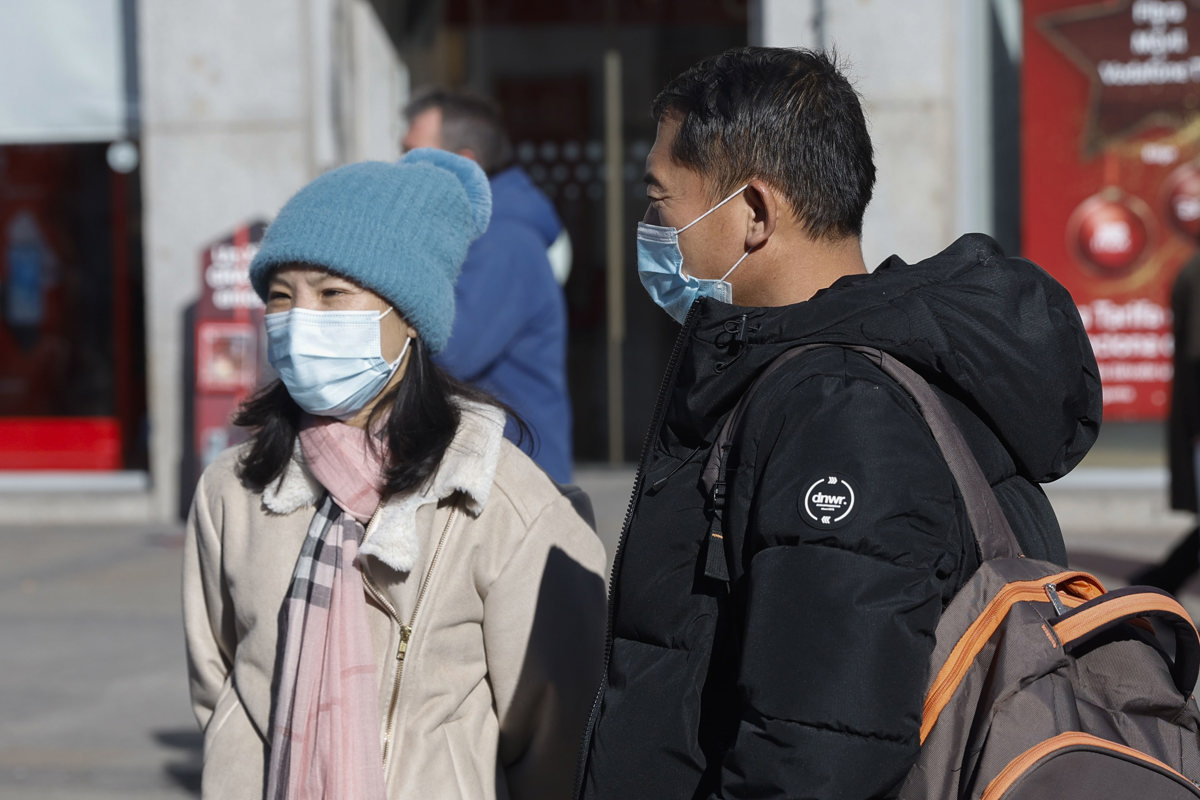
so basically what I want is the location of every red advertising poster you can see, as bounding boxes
[193,221,268,470]
[1023,0,1200,420]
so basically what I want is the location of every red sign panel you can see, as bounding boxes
[197,221,267,319]
[1023,0,1200,420]
[0,418,121,470]
[193,221,268,472]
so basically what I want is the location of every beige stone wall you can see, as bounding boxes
[752,0,995,268]
[0,0,408,524]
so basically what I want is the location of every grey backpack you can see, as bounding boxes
[702,344,1200,799]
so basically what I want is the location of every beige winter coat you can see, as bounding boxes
[183,403,607,800]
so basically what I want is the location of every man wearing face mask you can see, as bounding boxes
[575,47,1102,799]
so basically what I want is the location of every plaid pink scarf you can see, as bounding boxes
[266,421,388,799]
[297,415,385,524]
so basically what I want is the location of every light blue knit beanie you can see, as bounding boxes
[249,148,491,353]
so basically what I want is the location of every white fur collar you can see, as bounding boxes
[261,400,507,572]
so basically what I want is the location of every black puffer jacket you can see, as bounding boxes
[577,235,1101,800]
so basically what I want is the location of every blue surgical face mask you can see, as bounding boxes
[637,184,751,324]
[265,306,410,419]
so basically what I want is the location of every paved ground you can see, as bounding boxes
[2,464,1198,799]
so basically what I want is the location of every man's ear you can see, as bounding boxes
[743,179,778,250]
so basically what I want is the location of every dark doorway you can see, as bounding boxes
[400,0,748,462]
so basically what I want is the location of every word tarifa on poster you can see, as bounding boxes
[1076,297,1173,357]
[1077,296,1175,406]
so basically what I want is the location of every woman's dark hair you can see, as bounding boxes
[652,46,875,240]
[233,336,526,498]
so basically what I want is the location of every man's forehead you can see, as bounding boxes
[403,107,444,148]
[644,135,698,191]
[413,105,443,125]
[644,156,725,203]
[644,117,737,199]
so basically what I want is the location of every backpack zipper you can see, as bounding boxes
[361,506,458,768]
[920,570,1103,742]
[980,731,1200,799]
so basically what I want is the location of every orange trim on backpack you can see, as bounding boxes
[1052,592,1198,647]
[919,571,1104,743]
[979,731,1199,800]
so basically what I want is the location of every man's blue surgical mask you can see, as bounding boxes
[265,306,409,419]
[636,184,751,324]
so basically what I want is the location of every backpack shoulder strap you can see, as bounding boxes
[700,343,1022,583]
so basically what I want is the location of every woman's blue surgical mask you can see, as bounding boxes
[265,306,409,419]
[637,184,751,324]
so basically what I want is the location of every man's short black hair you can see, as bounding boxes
[652,46,875,240]
[403,87,514,174]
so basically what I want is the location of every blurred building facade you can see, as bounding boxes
[0,0,1024,524]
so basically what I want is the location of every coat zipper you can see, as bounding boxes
[361,506,458,768]
[919,571,1102,742]
[572,303,701,797]
[979,731,1200,799]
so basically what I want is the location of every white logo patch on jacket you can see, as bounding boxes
[800,475,856,529]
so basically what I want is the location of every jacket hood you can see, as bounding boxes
[489,165,563,247]
[677,233,1101,483]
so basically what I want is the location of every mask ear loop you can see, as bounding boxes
[679,185,753,283]
[677,184,751,233]
[377,306,410,371]
[680,242,751,284]
[388,336,412,371]
[714,185,753,282]
[720,249,751,282]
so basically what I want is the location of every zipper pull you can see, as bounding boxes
[1044,583,1069,615]
[397,625,412,663]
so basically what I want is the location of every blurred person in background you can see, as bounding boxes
[1132,253,1200,593]
[183,147,606,800]
[402,87,574,483]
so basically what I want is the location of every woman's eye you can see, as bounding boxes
[267,290,291,302]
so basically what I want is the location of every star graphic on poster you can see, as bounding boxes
[1037,0,1200,154]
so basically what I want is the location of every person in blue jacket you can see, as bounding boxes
[402,88,573,483]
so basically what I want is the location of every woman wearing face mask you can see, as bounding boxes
[182,148,607,800]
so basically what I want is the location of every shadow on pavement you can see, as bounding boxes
[155,729,201,796]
